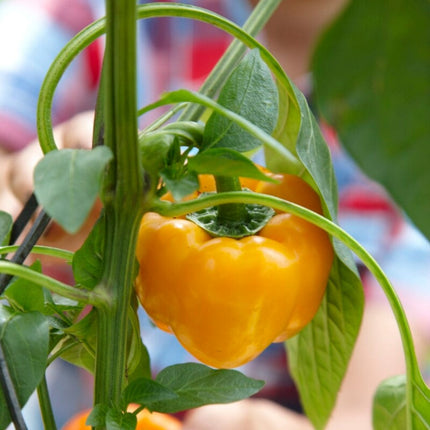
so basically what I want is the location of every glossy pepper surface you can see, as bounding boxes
[135,173,334,368]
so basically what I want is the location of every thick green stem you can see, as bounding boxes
[93,0,143,421]
[215,176,247,223]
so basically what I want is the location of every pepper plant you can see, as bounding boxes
[0,1,429,429]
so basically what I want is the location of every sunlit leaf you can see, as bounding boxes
[34,146,112,234]
[150,363,264,413]
[202,49,278,152]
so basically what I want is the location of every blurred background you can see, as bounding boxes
[0,0,428,428]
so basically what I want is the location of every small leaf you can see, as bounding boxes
[203,49,279,152]
[160,169,199,201]
[86,404,109,427]
[73,213,106,289]
[373,375,407,430]
[126,339,151,383]
[121,378,178,410]
[0,211,13,247]
[58,309,97,373]
[34,146,112,234]
[286,257,364,430]
[0,308,49,430]
[3,261,45,313]
[373,374,430,430]
[125,302,151,382]
[106,409,137,430]
[188,148,277,183]
[152,363,264,413]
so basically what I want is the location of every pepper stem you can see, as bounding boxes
[215,176,247,223]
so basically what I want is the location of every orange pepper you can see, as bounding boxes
[62,407,182,430]
[135,172,333,368]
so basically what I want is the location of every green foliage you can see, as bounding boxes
[34,146,113,234]
[3,261,45,313]
[73,213,106,289]
[0,308,49,430]
[105,410,137,430]
[262,50,363,428]
[313,0,430,240]
[57,309,97,373]
[121,378,178,410]
[373,375,407,430]
[287,258,364,429]
[187,148,276,182]
[373,374,430,430]
[202,49,279,152]
[0,212,12,247]
[151,363,264,413]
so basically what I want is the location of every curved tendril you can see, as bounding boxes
[37,3,296,154]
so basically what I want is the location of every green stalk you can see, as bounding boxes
[214,176,247,223]
[0,261,94,304]
[0,245,73,263]
[37,377,57,430]
[93,0,144,420]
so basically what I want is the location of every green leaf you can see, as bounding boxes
[58,309,97,373]
[286,257,364,430]
[151,363,264,413]
[373,374,430,430]
[373,375,407,430]
[188,148,276,183]
[125,301,151,382]
[34,146,112,234]
[3,261,45,313]
[72,213,105,289]
[0,308,49,430]
[139,132,174,179]
[312,0,430,240]
[266,79,364,429]
[293,88,339,224]
[106,410,137,430]
[160,169,199,201]
[140,89,301,172]
[203,49,278,152]
[0,211,12,247]
[126,339,151,383]
[86,404,109,427]
[121,378,178,410]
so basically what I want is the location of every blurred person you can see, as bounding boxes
[1,0,429,429]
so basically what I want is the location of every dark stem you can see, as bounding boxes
[0,209,51,294]
[10,193,39,244]
[0,341,28,430]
